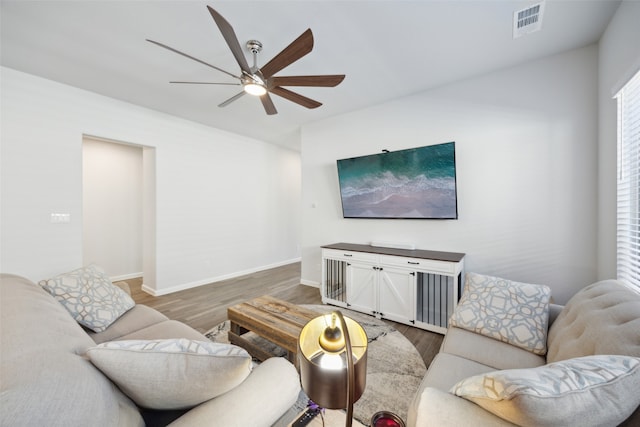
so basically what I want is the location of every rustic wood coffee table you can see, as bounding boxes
[227,295,320,368]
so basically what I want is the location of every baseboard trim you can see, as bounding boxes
[110,272,143,282]
[142,258,302,296]
[141,283,158,296]
[300,279,320,288]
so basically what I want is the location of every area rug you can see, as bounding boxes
[205,305,426,425]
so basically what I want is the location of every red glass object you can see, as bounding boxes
[373,418,401,427]
[370,411,405,427]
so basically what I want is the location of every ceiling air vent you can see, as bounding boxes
[513,2,545,39]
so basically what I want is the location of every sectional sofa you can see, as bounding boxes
[0,268,300,426]
[5,264,639,427]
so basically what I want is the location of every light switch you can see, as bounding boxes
[50,213,71,223]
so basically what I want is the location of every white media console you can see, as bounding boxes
[321,242,465,334]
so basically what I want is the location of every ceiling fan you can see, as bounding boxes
[147,6,345,115]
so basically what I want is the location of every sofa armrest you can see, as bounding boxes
[408,387,517,427]
[168,357,300,427]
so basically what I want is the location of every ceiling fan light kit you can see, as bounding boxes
[243,82,267,96]
[146,5,345,115]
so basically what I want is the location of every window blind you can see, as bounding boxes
[616,69,640,291]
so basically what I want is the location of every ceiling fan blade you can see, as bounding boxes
[270,75,345,87]
[170,81,241,86]
[260,94,278,115]
[218,91,246,108]
[207,6,252,75]
[270,87,322,109]
[260,29,314,79]
[146,39,239,80]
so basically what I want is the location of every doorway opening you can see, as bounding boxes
[82,135,156,289]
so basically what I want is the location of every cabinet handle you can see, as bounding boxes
[344,254,353,257]
[407,261,420,265]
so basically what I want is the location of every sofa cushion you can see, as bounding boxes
[88,304,169,344]
[451,355,640,427]
[547,280,640,363]
[87,338,252,410]
[409,387,519,427]
[419,352,497,393]
[442,326,546,371]
[113,319,209,341]
[39,264,135,332]
[449,272,551,355]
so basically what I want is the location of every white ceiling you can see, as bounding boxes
[1,0,620,150]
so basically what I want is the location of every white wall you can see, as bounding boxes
[0,67,301,294]
[82,137,143,279]
[597,0,640,280]
[301,45,598,304]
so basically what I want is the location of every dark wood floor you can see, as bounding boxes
[127,262,443,367]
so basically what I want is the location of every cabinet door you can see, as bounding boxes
[322,258,348,306]
[378,266,415,324]
[347,263,377,315]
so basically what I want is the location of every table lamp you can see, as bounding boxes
[298,311,368,427]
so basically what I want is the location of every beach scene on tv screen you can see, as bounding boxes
[337,142,458,219]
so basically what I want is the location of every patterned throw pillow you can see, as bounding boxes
[451,355,640,427]
[39,264,135,332]
[449,272,550,355]
[87,339,253,409]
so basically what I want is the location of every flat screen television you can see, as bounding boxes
[336,142,458,219]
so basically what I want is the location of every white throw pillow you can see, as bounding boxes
[87,338,252,410]
[451,355,640,427]
[39,264,135,332]
[449,272,550,355]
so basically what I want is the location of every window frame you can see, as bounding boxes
[615,68,640,292]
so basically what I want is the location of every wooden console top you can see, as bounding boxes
[321,242,465,263]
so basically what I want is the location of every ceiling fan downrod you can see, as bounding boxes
[246,40,262,71]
